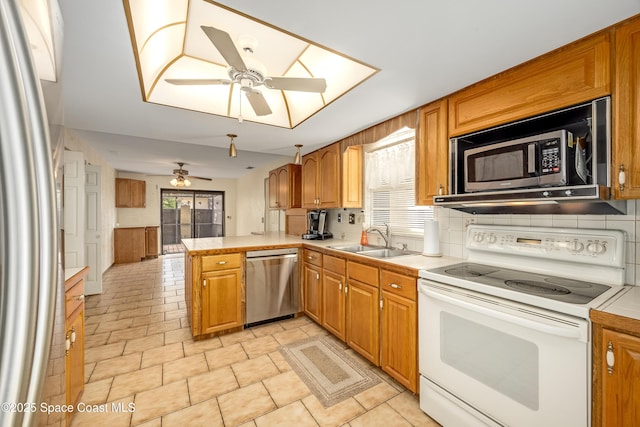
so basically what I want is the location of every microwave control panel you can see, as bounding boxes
[540,139,561,174]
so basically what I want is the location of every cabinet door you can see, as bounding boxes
[145,226,159,258]
[115,178,132,207]
[381,291,417,392]
[346,279,379,365]
[416,98,449,204]
[201,269,243,334]
[301,153,319,208]
[318,143,341,208]
[342,145,362,208]
[130,179,146,207]
[448,31,610,136]
[114,227,146,264]
[268,169,279,208]
[322,270,346,341]
[601,328,640,426]
[303,263,323,324]
[613,16,640,199]
[65,310,84,410]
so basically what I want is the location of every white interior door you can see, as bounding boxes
[85,165,102,295]
[64,151,85,268]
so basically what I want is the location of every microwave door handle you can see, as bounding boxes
[420,285,585,341]
[527,143,536,174]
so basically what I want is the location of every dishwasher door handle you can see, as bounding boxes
[247,254,298,262]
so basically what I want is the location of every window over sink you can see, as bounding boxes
[364,127,433,236]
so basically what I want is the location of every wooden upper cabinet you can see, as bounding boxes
[342,145,363,208]
[448,31,611,137]
[416,98,449,205]
[115,178,146,208]
[302,143,342,209]
[613,15,640,199]
[268,164,301,209]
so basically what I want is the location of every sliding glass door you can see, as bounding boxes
[161,190,224,254]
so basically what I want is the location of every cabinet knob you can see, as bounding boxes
[203,279,207,288]
[217,261,227,265]
[389,283,402,289]
[70,326,76,347]
[65,332,71,356]
[339,282,343,291]
[606,340,615,375]
[75,294,85,302]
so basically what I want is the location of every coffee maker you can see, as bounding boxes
[302,209,333,240]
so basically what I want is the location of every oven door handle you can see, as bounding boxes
[420,285,585,341]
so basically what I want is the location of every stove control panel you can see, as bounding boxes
[466,225,625,268]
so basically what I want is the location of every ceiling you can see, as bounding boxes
[56,0,640,180]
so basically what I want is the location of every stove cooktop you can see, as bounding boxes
[427,262,611,305]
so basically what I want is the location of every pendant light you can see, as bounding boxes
[294,144,303,165]
[228,133,238,158]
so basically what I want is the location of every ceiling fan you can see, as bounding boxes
[165,25,327,117]
[170,162,212,187]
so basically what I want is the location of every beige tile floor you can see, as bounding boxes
[75,254,441,427]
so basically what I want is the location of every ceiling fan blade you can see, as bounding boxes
[187,175,213,181]
[264,77,327,93]
[200,26,247,71]
[245,89,272,116]
[165,78,231,85]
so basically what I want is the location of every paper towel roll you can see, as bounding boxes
[423,219,441,257]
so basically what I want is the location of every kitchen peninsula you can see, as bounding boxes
[182,232,459,392]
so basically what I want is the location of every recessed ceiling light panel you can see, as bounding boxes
[123,0,379,128]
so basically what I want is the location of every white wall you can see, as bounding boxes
[64,128,116,274]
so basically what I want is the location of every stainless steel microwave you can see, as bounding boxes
[464,129,575,192]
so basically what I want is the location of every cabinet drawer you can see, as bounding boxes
[303,249,323,267]
[323,254,345,275]
[202,253,241,271]
[380,270,417,301]
[347,261,379,286]
[65,280,85,319]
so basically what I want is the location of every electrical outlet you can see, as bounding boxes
[348,213,355,224]
[337,213,342,223]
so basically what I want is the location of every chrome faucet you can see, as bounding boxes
[366,223,391,248]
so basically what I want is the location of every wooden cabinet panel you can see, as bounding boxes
[115,178,146,208]
[613,15,640,199]
[596,328,640,426]
[381,290,417,392]
[64,267,87,426]
[303,249,323,267]
[303,262,323,324]
[201,268,243,334]
[346,278,379,365]
[323,269,346,341]
[269,164,302,209]
[448,32,611,136]
[301,154,319,208]
[342,145,363,208]
[202,253,242,271]
[302,143,342,208]
[145,226,159,258]
[380,269,417,301]
[114,227,146,264]
[416,98,449,204]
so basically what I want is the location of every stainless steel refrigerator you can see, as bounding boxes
[0,0,64,425]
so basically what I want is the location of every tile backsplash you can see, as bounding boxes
[325,200,640,286]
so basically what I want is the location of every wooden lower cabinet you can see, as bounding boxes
[185,253,243,338]
[380,269,418,392]
[145,226,159,258]
[64,267,88,426]
[592,309,640,427]
[114,226,159,263]
[322,255,347,341]
[346,261,380,365]
[303,250,323,324]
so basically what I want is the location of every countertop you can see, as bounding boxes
[591,286,640,335]
[182,232,462,275]
[65,266,89,282]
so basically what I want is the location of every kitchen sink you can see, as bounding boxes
[327,244,384,253]
[357,248,418,258]
[328,244,418,258]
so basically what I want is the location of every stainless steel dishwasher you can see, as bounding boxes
[245,248,299,326]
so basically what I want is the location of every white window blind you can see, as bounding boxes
[365,128,433,235]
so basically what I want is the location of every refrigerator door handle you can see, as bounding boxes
[0,1,59,425]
